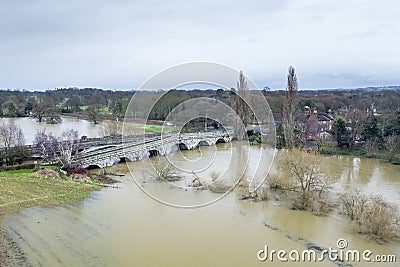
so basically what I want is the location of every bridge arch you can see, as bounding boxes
[178,143,189,150]
[198,140,208,146]
[86,164,103,169]
[216,138,227,143]
[148,149,161,157]
[117,157,133,163]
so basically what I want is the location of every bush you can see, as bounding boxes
[208,181,231,193]
[338,189,368,220]
[276,149,333,210]
[254,186,268,201]
[68,173,90,181]
[339,190,400,241]
[151,157,181,182]
[34,169,60,179]
[66,167,90,178]
[311,195,331,216]
[358,196,399,240]
[266,174,286,190]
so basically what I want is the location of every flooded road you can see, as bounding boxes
[3,143,400,266]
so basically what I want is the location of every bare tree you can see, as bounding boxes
[0,121,27,165]
[87,106,101,124]
[338,189,369,220]
[33,129,79,169]
[276,149,333,210]
[151,156,181,182]
[365,138,378,156]
[232,71,251,140]
[56,129,80,169]
[99,121,122,137]
[33,129,58,161]
[340,190,400,240]
[384,135,400,162]
[32,101,50,123]
[346,108,363,150]
[358,195,399,240]
[45,106,62,124]
[283,66,298,149]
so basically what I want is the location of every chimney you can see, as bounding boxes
[304,106,311,115]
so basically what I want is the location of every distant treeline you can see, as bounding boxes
[1,87,400,122]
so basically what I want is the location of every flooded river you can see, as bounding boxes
[0,117,106,144]
[3,141,400,266]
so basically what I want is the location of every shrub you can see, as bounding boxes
[357,196,399,240]
[339,190,400,241]
[34,169,60,179]
[254,186,268,201]
[338,189,368,220]
[68,173,90,181]
[208,181,231,193]
[276,149,333,210]
[311,194,331,216]
[266,174,286,190]
[66,167,90,178]
[151,157,181,182]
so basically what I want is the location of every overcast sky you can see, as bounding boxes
[1,0,399,90]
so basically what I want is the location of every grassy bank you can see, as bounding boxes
[320,149,400,165]
[0,169,101,266]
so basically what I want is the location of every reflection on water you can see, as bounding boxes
[4,144,400,267]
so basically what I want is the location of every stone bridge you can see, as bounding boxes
[73,131,233,168]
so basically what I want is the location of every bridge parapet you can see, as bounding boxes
[72,131,233,168]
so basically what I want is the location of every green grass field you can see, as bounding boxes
[0,169,100,217]
[0,169,101,266]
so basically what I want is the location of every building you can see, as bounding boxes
[302,106,335,142]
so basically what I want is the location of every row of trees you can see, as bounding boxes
[331,110,400,161]
[277,66,399,162]
[0,88,132,124]
[0,121,80,169]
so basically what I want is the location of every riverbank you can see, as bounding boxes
[319,149,400,165]
[0,169,102,266]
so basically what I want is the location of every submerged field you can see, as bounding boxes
[0,169,101,266]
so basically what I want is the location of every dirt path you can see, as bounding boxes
[0,229,28,267]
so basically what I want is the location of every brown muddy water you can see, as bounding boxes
[3,143,400,266]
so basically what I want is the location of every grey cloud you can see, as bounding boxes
[0,0,399,90]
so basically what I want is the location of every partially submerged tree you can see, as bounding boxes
[365,138,378,156]
[151,156,181,182]
[87,106,101,124]
[32,100,61,124]
[282,66,298,149]
[338,189,369,221]
[232,71,252,140]
[45,106,62,124]
[32,101,50,123]
[339,190,400,240]
[276,149,333,210]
